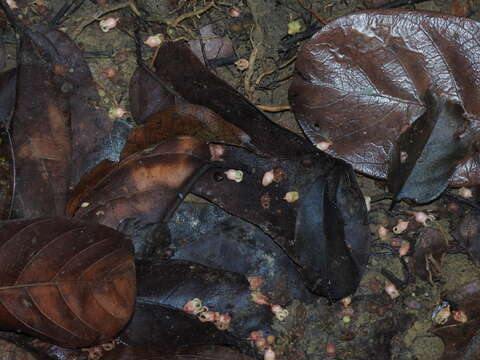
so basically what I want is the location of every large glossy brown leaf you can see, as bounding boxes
[154,41,314,158]
[67,136,212,256]
[121,104,254,159]
[0,217,136,348]
[388,91,471,203]
[192,144,370,300]
[12,35,71,218]
[24,25,117,186]
[103,344,254,360]
[289,10,480,186]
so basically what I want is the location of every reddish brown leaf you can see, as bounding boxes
[412,227,448,282]
[0,217,136,348]
[67,137,211,255]
[188,24,235,65]
[289,10,480,186]
[455,212,480,266]
[121,104,254,159]
[129,67,175,125]
[12,35,71,218]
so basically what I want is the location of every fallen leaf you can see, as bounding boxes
[0,217,136,348]
[0,68,16,129]
[455,212,480,266]
[129,66,175,124]
[103,344,254,360]
[0,131,12,220]
[67,136,211,257]
[289,10,480,187]
[388,91,470,203]
[188,24,235,65]
[121,104,254,159]
[155,41,314,158]
[412,227,449,282]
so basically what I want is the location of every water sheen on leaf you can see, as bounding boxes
[289,10,480,186]
[0,217,136,348]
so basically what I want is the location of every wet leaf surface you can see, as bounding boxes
[67,136,211,256]
[388,91,470,203]
[289,10,480,186]
[0,217,136,348]
[155,41,314,158]
[103,344,254,360]
[433,280,480,359]
[121,104,254,159]
[192,144,369,299]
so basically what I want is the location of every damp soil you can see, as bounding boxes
[2,0,480,359]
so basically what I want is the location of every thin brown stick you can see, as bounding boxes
[296,0,328,25]
[257,105,292,112]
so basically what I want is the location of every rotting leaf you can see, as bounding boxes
[388,91,470,204]
[192,144,369,300]
[155,41,314,158]
[0,217,136,348]
[289,10,480,187]
[67,136,212,256]
[129,66,175,125]
[121,104,254,159]
[188,24,235,65]
[12,34,71,218]
[103,344,255,360]
[455,212,480,266]
[432,280,480,359]
[412,227,449,282]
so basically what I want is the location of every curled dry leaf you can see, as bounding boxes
[432,280,480,359]
[0,217,136,348]
[289,10,480,187]
[102,344,254,360]
[129,66,175,124]
[121,104,254,159]
[192,144,369,300]
[67,136,211,256]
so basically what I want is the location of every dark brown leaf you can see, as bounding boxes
[188,24,235,64]
[67,136,211,256]
[129,67,175,125]
[121,104,254,159]
[388,91,470,203]
[12,35,71,218]
[0,131,12,220]
[25,25,117,186]
[0,217,136,348]
[103,344,254,360]
[154,41,314,158]
[289,10,480,186]
[192,144,369,299]
[0,68,17,129]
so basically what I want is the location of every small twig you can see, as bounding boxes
[257,105,291,112]
[296,0,328,25]
[244,29,260,98]
[1,128,16,219]
[50,0,85,26]
[167,2,215,27]
[378,0,429,8]
[255,55,297,85]
[443,192,480,212]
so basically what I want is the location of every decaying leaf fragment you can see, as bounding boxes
[0,217,136,348]
[455,212,480,266]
